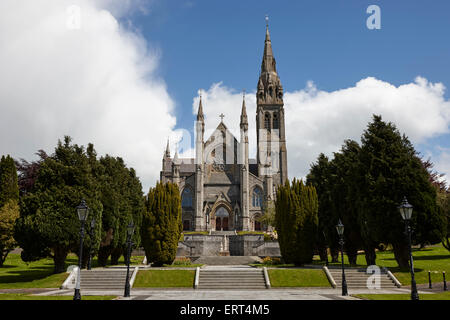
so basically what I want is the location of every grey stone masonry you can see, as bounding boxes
[177,234,280,257]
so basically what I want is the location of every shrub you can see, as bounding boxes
[261,256,281,265]
[172,257,192,266]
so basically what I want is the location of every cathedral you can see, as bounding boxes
[160,23,288,232]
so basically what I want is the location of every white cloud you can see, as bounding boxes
[434,147,450,188]
[0,0,176,192]
[194,77,450,181]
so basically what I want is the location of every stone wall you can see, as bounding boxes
[177,234,280,257]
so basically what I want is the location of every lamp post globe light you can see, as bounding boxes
[74,199,89,301]
[124,221,135,298]
[399,197,419,301]
[336,219,348,296]
[87,218,96,271]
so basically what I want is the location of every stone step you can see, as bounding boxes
[75,268,131,290]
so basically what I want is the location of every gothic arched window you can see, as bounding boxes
[181,187,193,208]
[273,113,279,130]
[264,113,271,130]
[252,187,263,208]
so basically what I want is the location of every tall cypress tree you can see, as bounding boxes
[142,182,182,267]
[275,179,318,265]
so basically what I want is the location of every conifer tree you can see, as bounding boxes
[0,155,20,266]
[14,137,103,273]
[275,179,318,265]
[359,115,445,268]
[142,182,182,267]
[0,155,19,207]
[92,154,145,266]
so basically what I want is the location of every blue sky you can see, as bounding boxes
[129,0,450,123]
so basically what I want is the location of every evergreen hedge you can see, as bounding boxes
[275,179,318,266]
[142,182,182,267]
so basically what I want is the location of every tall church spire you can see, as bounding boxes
[262,18,275,74]
[257,17,283,106]
[197,94,205,121]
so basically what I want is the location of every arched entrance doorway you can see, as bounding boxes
[214,207,230,231]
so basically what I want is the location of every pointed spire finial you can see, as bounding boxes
[265,14,269,28]
[173,142,180,164]
[165,137,171,158]
[197,91,205,121]
[240,90,248,127]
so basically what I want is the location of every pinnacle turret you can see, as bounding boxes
[197,94,205,122]
[240,91,248,129]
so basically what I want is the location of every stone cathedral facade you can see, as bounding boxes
[160,24,288,232]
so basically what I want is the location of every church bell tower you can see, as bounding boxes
[256,18,288,187]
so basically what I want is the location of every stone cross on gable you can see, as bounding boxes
[219,113,225,122]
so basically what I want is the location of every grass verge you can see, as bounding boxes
[0,253,144,289]
[133,270,195,288]
[0,293,116,300]
[268,269,330,287]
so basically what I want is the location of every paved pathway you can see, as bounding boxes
[38,287,432,300]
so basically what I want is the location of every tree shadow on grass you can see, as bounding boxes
[412,255,450,261]
[0,260,77,284]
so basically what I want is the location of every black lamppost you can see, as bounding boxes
[74,199,89,301]
[124,221,135,298]
[323,230,329,266]
[336,219,348,296]
[399,197,419,301]
[87,218,96,270]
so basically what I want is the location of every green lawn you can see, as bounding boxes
[0,254,75,289]
[133,270,195,288]
[353,292,450,300]
[0,253,144,289]
[376,245,450,286]
[313,243,450,286]
[268,269,330,287]
[162,264,203,268]
[0,294,117,300]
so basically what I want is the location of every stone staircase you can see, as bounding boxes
[198,268,267,290]
[327,267,399,289]
[77,268,131,290]
[193,256,262,266]
[210,231,237,236]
